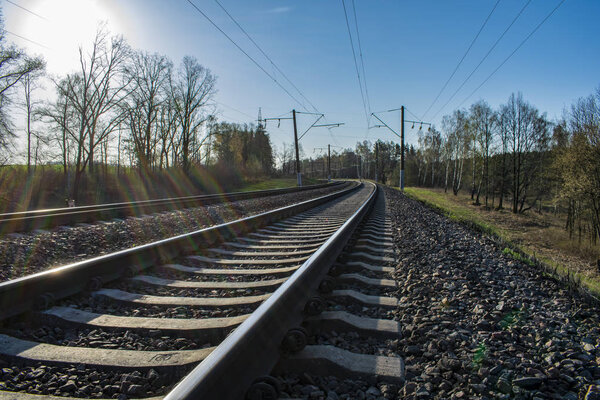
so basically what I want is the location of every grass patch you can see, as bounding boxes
[472,343,488,370]
[502,247,535,267]
[499,309,525,330]
[400,186,600,301]
[403,187,503,237]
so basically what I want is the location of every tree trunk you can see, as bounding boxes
[72,169,83,203]
[444,160,450,193]
[484,150,489,207]
[471,141,476,200]
[89,133,94,175]
[475,177,482,205]
[498,151,506,210]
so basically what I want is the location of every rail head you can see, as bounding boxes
[164,182,378,400]
[0,181,344,234]
[0,181,360,321]
[0,181,342,218]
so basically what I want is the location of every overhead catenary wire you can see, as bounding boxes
[431,0,532,120]
[404,107,421,121]
[351,0,371,117]
[5,30,51,49]
[213,0,320,114]
[185,0,308,111]
[192,0,347,148]
[5,0,49,21]
[458,0,566,108]
[214,101,255,119]
[421,0,501,120]
[341,0,369,128]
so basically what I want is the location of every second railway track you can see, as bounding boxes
[0,181,406,399]
[0,182,342,235]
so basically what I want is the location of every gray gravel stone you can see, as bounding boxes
[0,184,348,282]
[382,186,600,399]
[513,376,543,389]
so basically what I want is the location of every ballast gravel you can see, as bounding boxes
[3,325,214,351]
[308,331,399,357]
[0,363,184,398]
[0,184,348,282]
[274,186,600,400]
[59,295,256,319]
[111,280,268,298]
[383,186,600,400]
[335,282,395,296]
[276,372,398,400]
[326,299,395,320]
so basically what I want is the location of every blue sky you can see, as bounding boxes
[4,0,600,155]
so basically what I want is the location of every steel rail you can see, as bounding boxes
[164,182,377,399]
[0,182,359,321]
[0,181,343,234]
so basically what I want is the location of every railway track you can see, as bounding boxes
[269,187,404,399]
[0,181,342,235]
[0,181,403,399]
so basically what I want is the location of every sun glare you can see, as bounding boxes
[13,0,126,74]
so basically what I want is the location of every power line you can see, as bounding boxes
[214,101,255,119]
[341,0,369,128]
[421,0,501,120]
[217,113,248,125]
[213,0,320,114]
[458,0,566,108]
[404,107,421,121]
[351,0,371,117]
[431,0,532,120]
[5,0,48,21]
[5,30,51,49]
[185,0,308,111]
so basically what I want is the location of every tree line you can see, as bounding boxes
[410,89,599,245]
[290,89,597,246]
[0,18,275,208]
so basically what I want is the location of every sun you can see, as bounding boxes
[8,0,127,74]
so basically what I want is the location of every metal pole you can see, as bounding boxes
[400,106,405,190]
[292,109,302,186]
[375,142,378,183]
[327,144,331,182]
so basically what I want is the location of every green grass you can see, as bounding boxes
[472,343,488,370]
[499,309,525,330]
[239,177,321,191]
[403,187,504,237]
[502,247,535,267]
[401,186,600,300]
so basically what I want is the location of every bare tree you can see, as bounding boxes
[39,77,77,184]
[124,51,172,170]
[442,110,470,195]
[496,110,510,209]
[157,95,179,169]
[418,127,442,186]
[170,56,216,174]
[21,71,44,173]
[502,93,550,213]
[470,100,496,206]
[56,27,130,200]
[0,13,45,164]
[557,87,600,243]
